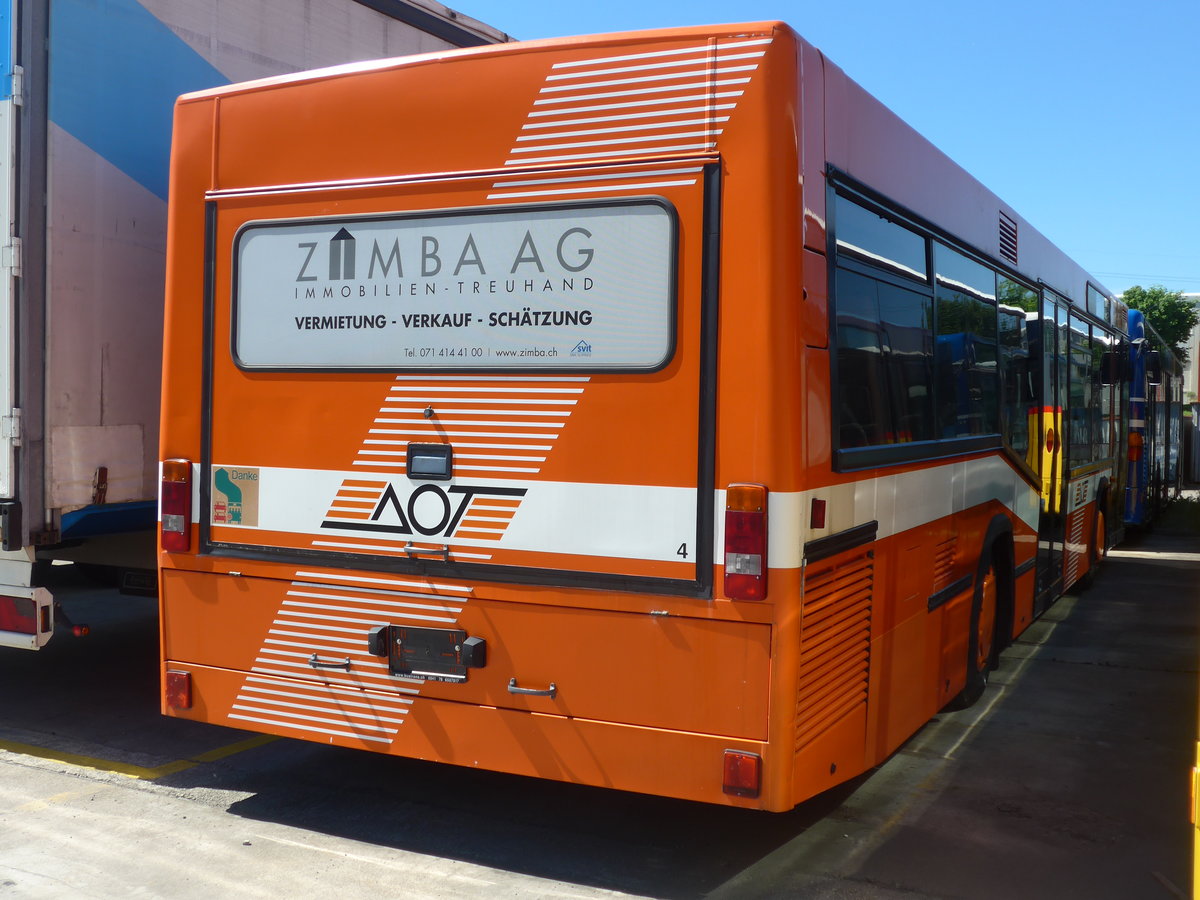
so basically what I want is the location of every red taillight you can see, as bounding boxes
[166,669,192,709]
[0,595,39,634]
[0,590,54,648]
[1128,432,1143,462]
[724,483,767,601]
[160,459,192,552]
[723,750,762,798]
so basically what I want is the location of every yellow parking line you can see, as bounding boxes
[0,734,277,780]
[16,788,104,813]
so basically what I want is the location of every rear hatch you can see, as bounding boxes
[202,162,715,594]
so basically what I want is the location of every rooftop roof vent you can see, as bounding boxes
[998,211,1018,265]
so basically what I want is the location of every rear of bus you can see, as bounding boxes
[159,24,809,809]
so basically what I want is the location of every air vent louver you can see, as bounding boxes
[999,211,1018,265]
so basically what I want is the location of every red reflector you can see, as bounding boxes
[0,595,37,634]
[723,750,761,798]
[810,498,827,529]
[166,669,192,710]
[1128,432,1143,462]
[160,459,192,552]
[725,484,767,601]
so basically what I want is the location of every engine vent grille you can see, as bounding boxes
[796,549,873,752]
[933,535,957,588]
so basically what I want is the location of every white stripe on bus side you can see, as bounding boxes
[201,451,1040,572]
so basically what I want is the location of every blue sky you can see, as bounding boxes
[460,1,1199,296]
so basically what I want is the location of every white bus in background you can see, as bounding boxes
[0,0,506,648]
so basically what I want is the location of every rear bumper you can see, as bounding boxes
[163,660,770,809]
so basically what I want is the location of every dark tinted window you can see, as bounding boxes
[997,277,1038,462]
[836,270,889,447]
[834,194,928,280]
[1068,313,1093,465]
[878,280,935,442]
[829,189,1057,466]
[1092,331,1111,461]
[835,269,934,446]
[934,244,998,437]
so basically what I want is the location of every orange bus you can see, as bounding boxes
[159,21,1125,810]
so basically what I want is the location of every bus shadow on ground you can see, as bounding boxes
[171,743,865,899]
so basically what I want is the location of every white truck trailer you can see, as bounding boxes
[0,0,505,648]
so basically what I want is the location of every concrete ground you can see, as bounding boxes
[717,497,1199,898]
[0,500,1196,899]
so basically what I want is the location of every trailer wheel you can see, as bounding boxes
[947,552,998,710]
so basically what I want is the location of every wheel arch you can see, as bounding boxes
[1095,476,1110,549]
[979,512,1016,659]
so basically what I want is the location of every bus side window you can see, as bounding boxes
[1068,313,1095,466]
[835,269,888,447]
[877,280,933,443]
[834,267,935,447]
[997,276,1038,460]
[934,243,998,438]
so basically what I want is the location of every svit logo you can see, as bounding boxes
[211,466,260,527]
[571,339,592,357]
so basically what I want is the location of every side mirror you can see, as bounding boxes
[1146,349,1162,386]
[1099,350,1123,386]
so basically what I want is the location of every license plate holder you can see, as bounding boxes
[377,625,486,683]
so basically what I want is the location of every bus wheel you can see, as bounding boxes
[948,554,998,710]
[1092,509,1107,566]
[1077,508,1106,591]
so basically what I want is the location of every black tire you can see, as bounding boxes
[1075,506,1106,591]
[946,552,999,711]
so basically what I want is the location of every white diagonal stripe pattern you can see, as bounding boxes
[355,377,588,476]
[488,36,772,200]
[229,574,473,743]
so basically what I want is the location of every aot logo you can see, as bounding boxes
[320,480,526,540]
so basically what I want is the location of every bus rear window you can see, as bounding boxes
[231,200,677,372]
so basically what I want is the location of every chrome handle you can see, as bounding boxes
[508,677,556,699]
[403,542,450,561]
[309,653,351,671]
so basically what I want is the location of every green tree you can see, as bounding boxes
[1122,284,1199,364]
